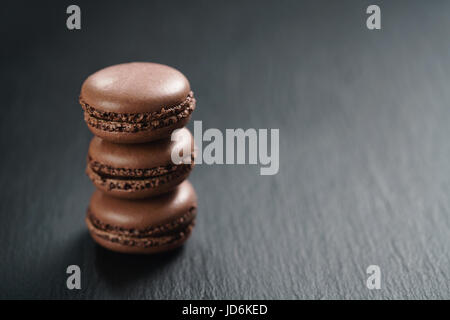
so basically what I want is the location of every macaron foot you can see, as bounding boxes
[86,215,196,255]
[86,161,194,199]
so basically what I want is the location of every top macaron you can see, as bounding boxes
[80,62,196,143]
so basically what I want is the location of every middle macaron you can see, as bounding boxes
[86,127,195,199]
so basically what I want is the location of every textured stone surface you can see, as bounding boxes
[0,0,449,299]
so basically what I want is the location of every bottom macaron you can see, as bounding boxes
[86,180,198,254]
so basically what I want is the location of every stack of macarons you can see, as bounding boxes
[79,62,197,254]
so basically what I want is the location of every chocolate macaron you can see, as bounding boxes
[86,181,197,254]
[80,62,195,143]
[86,127,195,199]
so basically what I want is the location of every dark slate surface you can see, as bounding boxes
[1,0,449,299]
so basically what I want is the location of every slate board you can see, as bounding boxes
[0,0,449,299]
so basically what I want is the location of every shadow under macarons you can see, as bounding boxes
[93,243,184,289]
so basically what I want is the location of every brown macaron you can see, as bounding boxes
[86,181,198,254]
[86,127,195,199]
[80,62,196,143]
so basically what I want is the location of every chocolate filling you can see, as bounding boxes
[86,160,194,192]
[80,92,195,133]
[86,207,197,248]
[88,207,197,237]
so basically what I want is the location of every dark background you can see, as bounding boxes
[1,0,449,299]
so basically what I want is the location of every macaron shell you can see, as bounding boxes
[88,128,194,169]
[88,180,197,229]
[80,62,191,114]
